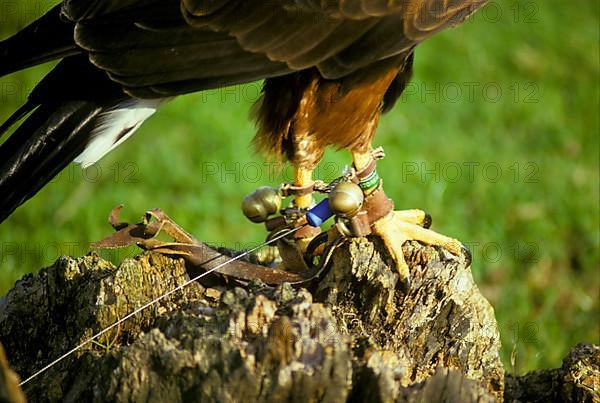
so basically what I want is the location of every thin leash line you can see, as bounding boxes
[19,225,305,386]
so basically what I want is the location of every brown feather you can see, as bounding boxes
[253,54,409,168]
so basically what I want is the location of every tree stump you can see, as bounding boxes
[0,236,587,402]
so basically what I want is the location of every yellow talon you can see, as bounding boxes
[372,210,466,292]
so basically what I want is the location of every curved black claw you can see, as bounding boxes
[461,244,473,267]
[399,276,411,295]
[423,212,432,229]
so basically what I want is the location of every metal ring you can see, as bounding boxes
[304,232,329,268]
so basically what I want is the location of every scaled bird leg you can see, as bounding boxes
[293,166,314,209]
[352,149,467,292]
[292,166,321,253]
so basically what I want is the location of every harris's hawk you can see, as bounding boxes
[0,0,488,287]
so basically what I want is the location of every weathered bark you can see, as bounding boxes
[504,343,599,403]
[317,238,504,399]
[0,238,595,402]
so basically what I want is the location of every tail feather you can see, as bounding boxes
[0,5,79,77]
[0,2,164,223]
[0,100,37,142]
[0,56,130,223]
[0,102,104,222]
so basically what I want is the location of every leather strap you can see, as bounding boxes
[362,182,394,224]
[355,157,378,181]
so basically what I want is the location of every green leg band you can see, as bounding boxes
[359,170,380,192]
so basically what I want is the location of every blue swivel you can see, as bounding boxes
[306,198,333,227]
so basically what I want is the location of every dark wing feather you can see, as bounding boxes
[0,5,79,76]
[291,0,407,19]
[62,0,163,21]
[62,0,486,97]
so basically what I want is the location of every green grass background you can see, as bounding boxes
[1,0,598,374]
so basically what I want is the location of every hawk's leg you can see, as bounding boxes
[293,167,314,209]
[291,166,321,253]
[352,150,467,291]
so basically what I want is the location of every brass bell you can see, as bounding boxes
[241,186,281,223]
[329,182,364,217]
[254,186,282,215]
